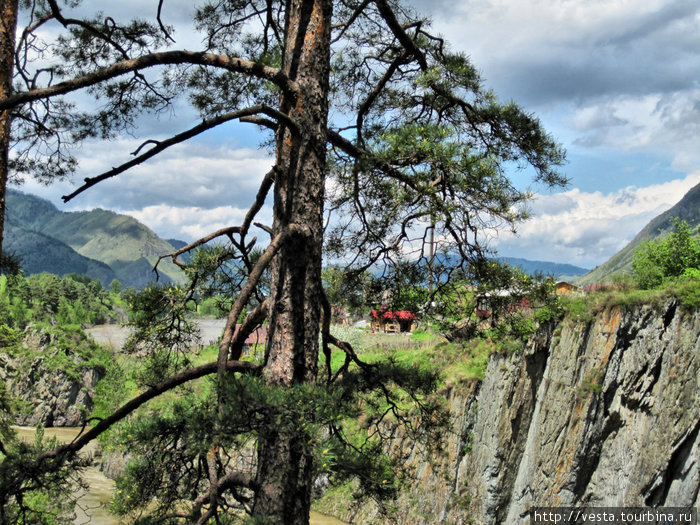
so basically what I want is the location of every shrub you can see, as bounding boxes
[632,218,700,289]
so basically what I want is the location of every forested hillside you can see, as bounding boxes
[4,190,185,287]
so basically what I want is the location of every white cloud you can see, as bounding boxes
[20,136,275,212]
[123,203,274,242]
[493,174,700,267]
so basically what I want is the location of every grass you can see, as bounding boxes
[320,327,496,387]
[560,274,700,321]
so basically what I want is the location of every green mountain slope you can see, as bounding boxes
[5,190,185,288]
[578,182,700,285]
[4,222,119,285]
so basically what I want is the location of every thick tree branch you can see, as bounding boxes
[327,129,418,190]
[218,224,310,370]
[241,166,276,239]
[372,0,427,69]
[39,359,261,461]
[158,226,240,269]
[0,50,298,111]
[193,470,257,524]
[229,299,269,361]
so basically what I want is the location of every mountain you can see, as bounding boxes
[4,190,185,288]
[498,257,588,280]
[578,182,700,285]
[3,223,119,284]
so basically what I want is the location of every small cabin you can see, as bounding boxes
[370,309,417,333]
[555,281,581,295]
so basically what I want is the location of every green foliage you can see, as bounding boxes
[103,366,445,522]
[197,296,226,317]
[322,266,370,319]
[4,0,570,520]
[0,272,123,328]
[534,305,558,323]
[633,218,700,289]
[363,260,430,315]
[109,279,123,294]
[0,252,22,276]
[123,284,200,384]
[0,426,88,523]
[577,368,604,397]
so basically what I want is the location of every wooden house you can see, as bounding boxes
[555,281,581,295]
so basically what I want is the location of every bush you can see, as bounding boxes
[632,218,700,289]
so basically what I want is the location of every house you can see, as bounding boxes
[232,325,268,357]
[555,281,581,294]
[370,309,418,332]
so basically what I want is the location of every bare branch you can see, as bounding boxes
[332,0,373,43]
[62,105,294,202]
[157,226,241,269]
[156,0,176,43]
[254,222,273,235]
[217,224,311,370]
[46,0,130,59]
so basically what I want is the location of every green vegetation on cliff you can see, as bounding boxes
[579,182,700,285]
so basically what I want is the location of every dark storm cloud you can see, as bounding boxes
[426,0,700,107]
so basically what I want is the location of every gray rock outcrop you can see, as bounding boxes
[324,300,700,524]
[0,327,105,427]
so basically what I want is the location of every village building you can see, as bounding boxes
[554,281,581,294]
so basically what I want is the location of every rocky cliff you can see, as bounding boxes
[0,327,106,427]
[319,300,700,524]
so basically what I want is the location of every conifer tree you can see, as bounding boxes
[0,1,566,523]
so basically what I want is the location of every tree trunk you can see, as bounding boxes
[0,0,18,262]
[252,0,331,522]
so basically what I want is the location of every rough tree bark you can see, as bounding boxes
[253,0,332,522]
[0,0,18,261]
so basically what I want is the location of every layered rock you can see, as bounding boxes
[321,300,700,524]
[0,327,105,427]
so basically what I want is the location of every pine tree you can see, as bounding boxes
[0,1,566,522]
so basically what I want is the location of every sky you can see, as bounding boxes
[15,0,700,269]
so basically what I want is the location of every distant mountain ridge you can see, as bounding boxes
[578,181,700,285]
[4,190,185,288]
[497,257,588,280]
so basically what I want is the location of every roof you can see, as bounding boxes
[232,325,268,345]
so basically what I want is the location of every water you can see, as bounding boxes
[13,426,118,525]
[86,318,228,350]
[13,426,346,524]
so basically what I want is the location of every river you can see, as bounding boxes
[14,426,347,525]
[86,318,228,350]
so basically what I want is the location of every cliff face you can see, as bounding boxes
[0,327,105,427]
[322,300,700,524]
[471,300,699,524]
